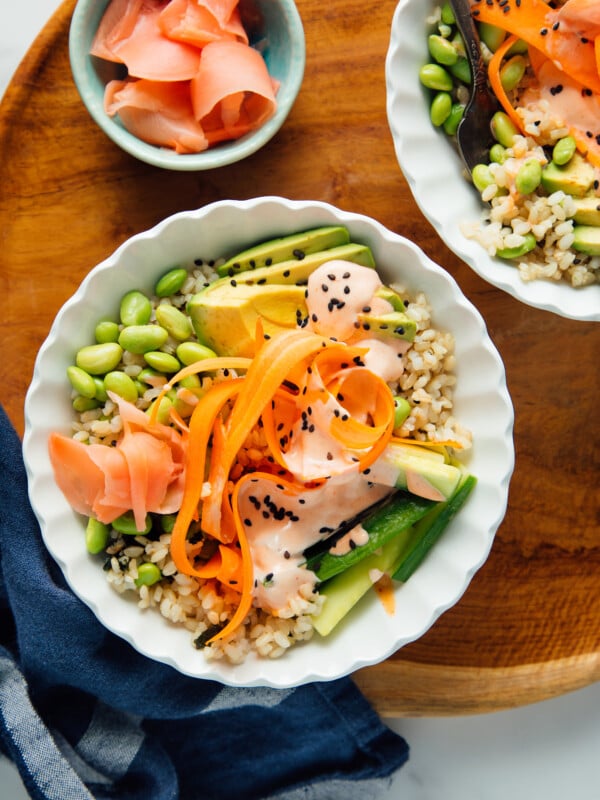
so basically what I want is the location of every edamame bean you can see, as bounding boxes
[118,324,169,354]
[478,22,506,52]
[85,517,109,554]
[500,55,526,92]
[137,367,167,386]
[450,57,471,85]
[143,351,181,373]
[419,63,453,92]
[155,304,193,341]
[496,232,536,259]
[489,143,507,164]
[73,396,100,412]
[552,135,577,166]
[506,38,529,56]
[112,511,153,536]
[160,513,177,533]
[67,365,97,398]
[176,341,217,365]
[93,377,108,402]
[430,91,452,127]
[440,1,455,25]
[148,395,173,425]
[393,397,411,429]
[155,267,188,297]
[471,163,495,193]
[95,320,120,344]
[179,373,201,389]
[120,290,152,326]
[491,111,518,148]
[428,34,458,66]
[515,158,542,195]
[134,562,162,587]
[76,343,123,375]
[451,32,465,58]
[443,102,465,136]
[104,371,139,403]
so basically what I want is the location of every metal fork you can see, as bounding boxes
[448,0,499,172]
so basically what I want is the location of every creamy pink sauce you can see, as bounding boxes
[237,472,392,615]
[236,260,417,614]
[305,260,408,383]
[329,523,369,556]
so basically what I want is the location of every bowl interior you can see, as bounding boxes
[68,0,306,170]
[23,198,514,687]
[385,0,600,322]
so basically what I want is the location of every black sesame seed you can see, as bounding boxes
[321,283,329,292]
[283,270,290,278]
[265,257,272,266]
[293,249,305,260]
[244,518,252,526]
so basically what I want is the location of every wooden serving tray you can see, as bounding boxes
[1,0,598,716]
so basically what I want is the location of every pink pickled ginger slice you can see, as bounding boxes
[190,39,277,133]
[158,0,248,47]
[91,0,201,81]
[105,78,209,153]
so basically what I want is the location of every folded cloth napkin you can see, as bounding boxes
[0,403,408,800]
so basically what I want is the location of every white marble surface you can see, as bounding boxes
[1,3,599,799]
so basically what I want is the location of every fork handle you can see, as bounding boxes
[447,0,488,97]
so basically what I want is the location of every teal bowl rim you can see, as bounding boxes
[68,0,306,171]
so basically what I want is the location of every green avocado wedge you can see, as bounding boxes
[216,226,352,276]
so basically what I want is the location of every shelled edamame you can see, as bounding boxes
[66,266,218,421]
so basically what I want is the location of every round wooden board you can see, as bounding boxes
[1,0,598,716]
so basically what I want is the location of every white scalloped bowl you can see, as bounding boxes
[23,197,514,688]
[386,0,600,322]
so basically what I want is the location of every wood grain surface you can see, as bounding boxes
[1,0,598,716]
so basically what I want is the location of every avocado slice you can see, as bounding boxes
[367,441,462,501]
[541,153,595,197]
[572,225,600,256]
[356,310,416,342]
[230,243,376,287]
[374,285,407,311]
[571,196,600,226]
[216,226,351,276]
[187,283,307,358]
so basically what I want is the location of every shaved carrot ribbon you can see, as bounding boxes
[208,472,260,644]
[148,356,251,426]
[472,0,600,94]
[200,329,333,539]
[488,34,526,135]
[261,344,395,477]
[169,378,243,579]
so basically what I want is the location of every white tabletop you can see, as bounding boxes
[1,3,599,799]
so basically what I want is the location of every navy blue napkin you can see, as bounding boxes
[0,403,408,800]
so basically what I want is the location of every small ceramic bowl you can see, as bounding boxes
[69,0,305,170]
[23,197,514,687]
